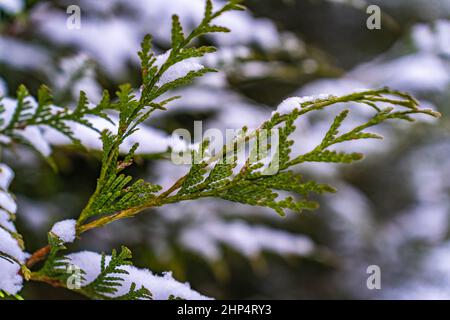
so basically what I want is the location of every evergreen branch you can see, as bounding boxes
[82,247,133,298]
[0,85,112,146]
[76,0,243,225]
[74,88,439,230]
[36,233,76,283]
[30,247,152,300]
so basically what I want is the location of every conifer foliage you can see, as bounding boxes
[0,0,440,299]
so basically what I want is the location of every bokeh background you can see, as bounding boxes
[1,0,449,299]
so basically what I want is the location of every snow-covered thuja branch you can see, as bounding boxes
[0,0,440,299]
[0,164,27,299]
[0,85,112,156]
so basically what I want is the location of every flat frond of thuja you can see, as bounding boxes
[36,240,151,300]
[169,89,440,216]
[113,283,153,301]
[37,233,81,283]
[0,85,112,147]
[77,129,162,223]
[178,140,213,195]
[74,85,439,229]
[76,0,245,227]
[138,0,244,105]
[79,247,152,300]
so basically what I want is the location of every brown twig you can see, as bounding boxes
[25,245,51,269]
